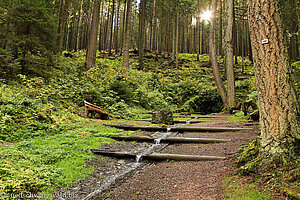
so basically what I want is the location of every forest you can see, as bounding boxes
[0,0,299,199]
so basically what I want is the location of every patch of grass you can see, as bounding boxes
[227,111,247,121]
[223,176,273,200]
[0,124,132,196]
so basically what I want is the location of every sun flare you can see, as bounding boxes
[201,10,212,23]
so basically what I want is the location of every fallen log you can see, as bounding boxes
[104,124,252,132]
[108,135,230,143]
[91,150,226,161]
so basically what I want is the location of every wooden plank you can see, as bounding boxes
[91,150,226,161]
[105,124,252,132]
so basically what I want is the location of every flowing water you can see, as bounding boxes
[154,138,161,145]
[82,116,200,199]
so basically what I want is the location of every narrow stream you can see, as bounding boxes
[81,117,199,200]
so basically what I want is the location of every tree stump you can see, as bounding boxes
[152,109,174,125]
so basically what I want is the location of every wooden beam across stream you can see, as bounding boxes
[134,119,201,124]
[107,135,231,144]
[104,124,252,132]
[91,150,226,161]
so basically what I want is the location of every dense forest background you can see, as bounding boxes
[0,0,299,198]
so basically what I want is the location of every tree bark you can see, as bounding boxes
[57,0,69,52]
[76,0,83,50]
[108,0,115,55]
[122,0,132,68]
[248,0,300,161]
[175,0,179,68]
[151,0,156,51]
[138,0,145,70]
[218,0,223,56]
[225,0,235,108]
[120,0,127,55]
[210,0,228,106]
[86,0,101,68]
[114,0,120,54]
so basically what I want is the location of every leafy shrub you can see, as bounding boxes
[180,90,223,114]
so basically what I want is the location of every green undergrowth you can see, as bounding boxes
[0,123,132,197]
[228,138,300,199]
[227,111,248,121]
[0,50,258,198]
[223,176,273,200]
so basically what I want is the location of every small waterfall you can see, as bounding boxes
[167,128,171,132]
[136,155,142,162]
[186,121,191,124]
[154,139,161,145]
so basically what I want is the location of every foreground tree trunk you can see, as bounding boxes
[210,0,228,106]
[248,0,300,162]
[86,0,101,68]
[225,0,235,108]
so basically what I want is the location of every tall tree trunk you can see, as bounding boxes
[114,0,120,54]
[122,0,132,68]
[248,0,300,161]
[76,0,83,50]
[120,0,127,55]
[151,0,156,51]
[225,0,235,108]
[57,0,69,52]
[218,0,223,56]
[98,0,105,51]
[210,0,228,106]
[196,11,200,60]
[104,0,111,51]
[84,0,93,49]
[172,14,176,61]
[86,0,101,68]
[175,0,179,68]
[138,0,145,70]
[109,0,115,55]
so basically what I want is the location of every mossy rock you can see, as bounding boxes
[152,109,174,125]
[238,138,260,167]
[240,155,263,175]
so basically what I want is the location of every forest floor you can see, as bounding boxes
[56,114,287,200]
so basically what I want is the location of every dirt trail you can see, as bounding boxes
[93,117,258,200]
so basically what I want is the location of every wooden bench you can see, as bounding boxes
[84,101,109,120]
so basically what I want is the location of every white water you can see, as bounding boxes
[82,116,201,199]
[136,155,142,162]
[82,162,141,200]
[154,138,161,145]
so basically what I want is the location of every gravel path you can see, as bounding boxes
[95,117,258,200]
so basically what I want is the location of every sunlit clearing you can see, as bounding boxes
[201,10,212,23]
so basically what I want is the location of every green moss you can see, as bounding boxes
[238,138,260,167]
[240,156,263,175]
[280,187,300,200]
[222,176,273,200]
